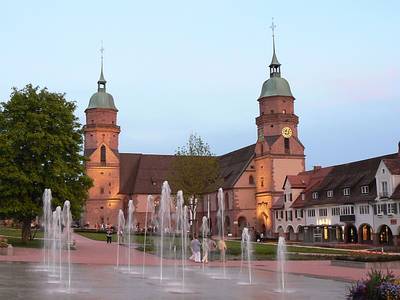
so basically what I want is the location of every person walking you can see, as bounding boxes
[190,235,202,263]
[106,228,112,244]
[218,239,227,262]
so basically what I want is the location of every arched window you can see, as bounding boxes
[100,145,106,164]
[249,175,255,185]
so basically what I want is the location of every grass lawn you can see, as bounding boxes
[0,227,44,248]
[76,231,353,260]
[76,231,147,245]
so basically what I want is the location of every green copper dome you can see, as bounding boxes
[87,91,117,110]
[86,61,118,111]
[259,77,293,99]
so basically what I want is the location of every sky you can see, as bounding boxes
[0,1,399,169]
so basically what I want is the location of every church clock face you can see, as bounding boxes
[281,127,292,138]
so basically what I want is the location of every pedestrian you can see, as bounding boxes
[190,235,202,263]
[218,239,227,262]
[106,228,112,244]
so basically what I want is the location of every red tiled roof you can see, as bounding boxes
[383,158,400,175]
[391,184,400,200]
[118,144,255,195]
[271,196,284,209]
[303,153,398,206]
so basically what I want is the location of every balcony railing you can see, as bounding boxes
[379,192,389,198]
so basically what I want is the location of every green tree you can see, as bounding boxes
[0,84,92,242]
[168,133,220,204]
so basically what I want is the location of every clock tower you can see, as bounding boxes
[254,22,305,236]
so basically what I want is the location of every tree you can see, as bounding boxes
[168,133,220,204]
[0,84,92,242]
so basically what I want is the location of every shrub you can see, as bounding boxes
[347,269,398,300]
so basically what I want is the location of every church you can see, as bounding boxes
[82,30,305,238]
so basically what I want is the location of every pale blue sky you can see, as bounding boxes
[0,1,399,169]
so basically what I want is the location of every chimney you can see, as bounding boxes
[313,165,322,172]
[398,141,400,157]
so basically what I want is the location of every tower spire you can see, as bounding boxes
[98,41,106,91]
[269,18,281,78]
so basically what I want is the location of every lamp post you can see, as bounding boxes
[189,197,198,236]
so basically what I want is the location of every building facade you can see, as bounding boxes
[272,150,400,245]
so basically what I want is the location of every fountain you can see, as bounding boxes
[62,200,72,291]
[277,236,287,292]
[126,199,136,274]
[142,195,154,277]
[176,191,187,290]
[239,227,252,285]
[116,209,125,270]
[158,181,172,282]
[42,189,52,270]
[200,216,209,268]
[216,188,227,279]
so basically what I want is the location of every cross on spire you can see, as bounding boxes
[100,40,104,65]
[97,40,107,90]
[268,18,281,77]
[270,18,276,39]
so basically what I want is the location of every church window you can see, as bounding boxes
[249,175,255,185]
[101,145,106,164]
[225,192,229,210]
[260,177,264,187]
[100,187,104,194]
[284,138,290,153]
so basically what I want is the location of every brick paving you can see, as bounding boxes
[1,233,399,282]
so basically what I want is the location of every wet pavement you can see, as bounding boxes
[0,262,349,300]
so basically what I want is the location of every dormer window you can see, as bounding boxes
[312,192,319,199]
[327,190,333,198]
[361,185,369,194]
[343,188,350,196]
[382,169,385,174]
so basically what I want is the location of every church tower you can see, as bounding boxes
[83,48,122,228]
[254,22,305,235]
